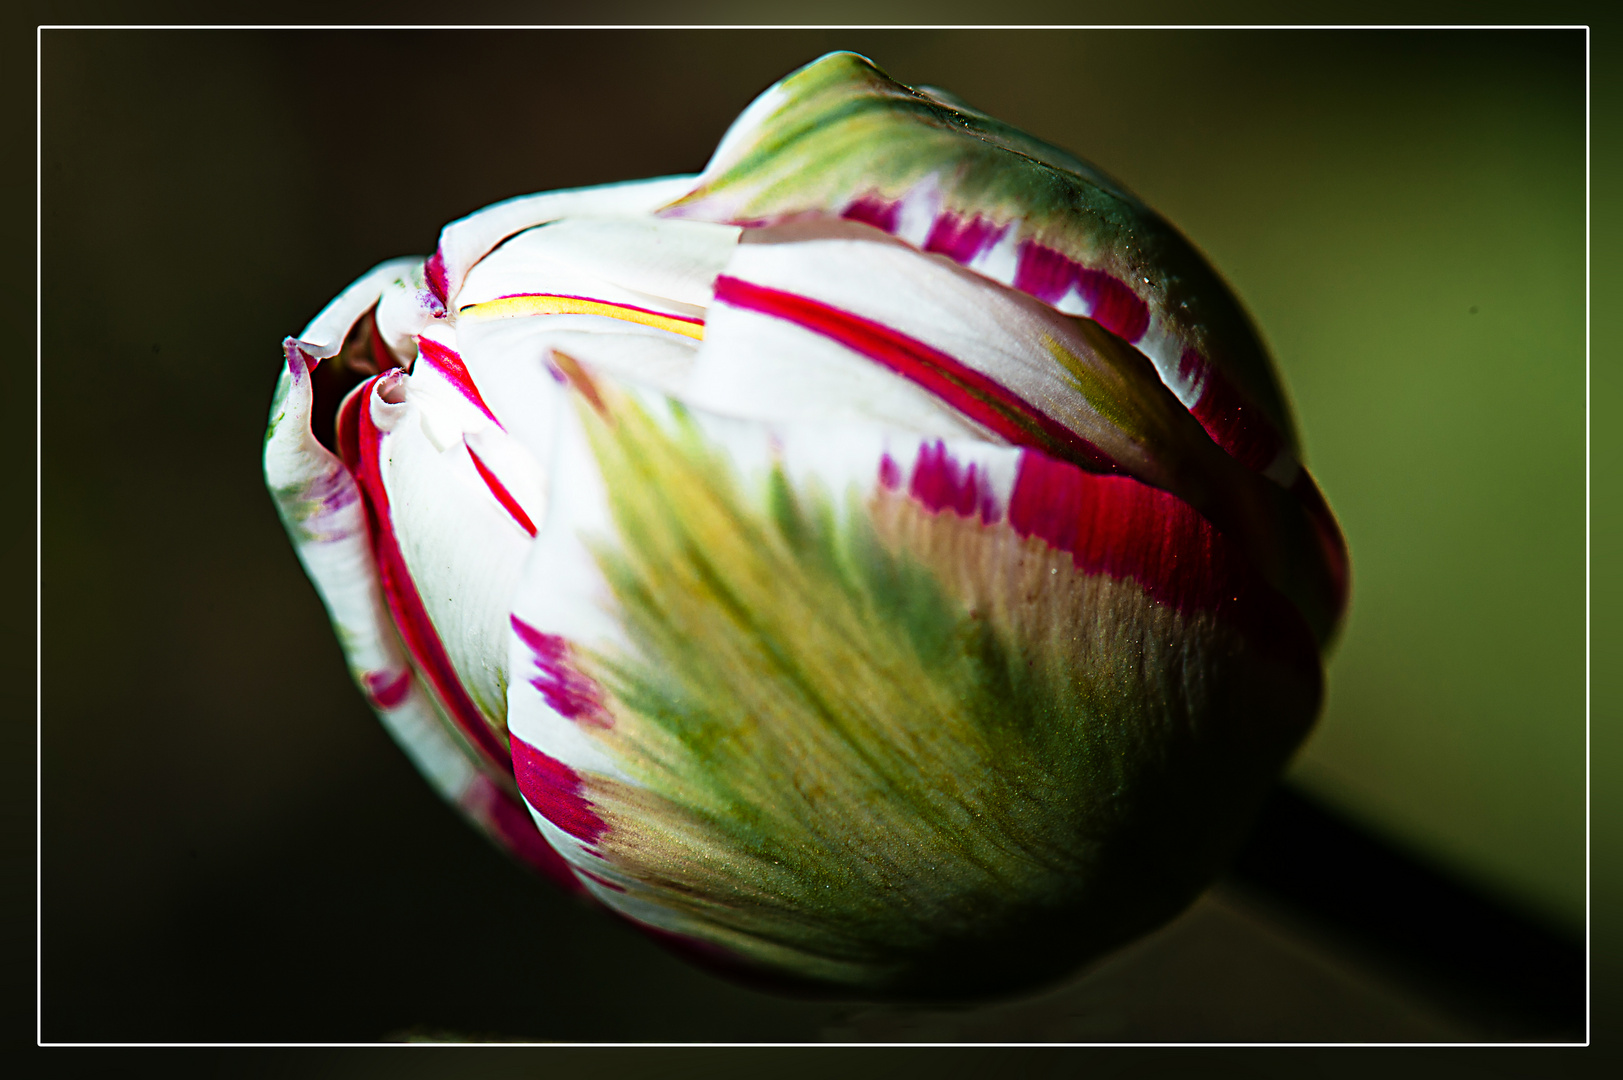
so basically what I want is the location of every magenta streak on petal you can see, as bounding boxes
[424,249,449,307]
[297,451,360,517]
[1012,240,1151,344]
[924,211,1007,264]
[282,338,362,518]
[1009,448,1234,617]
[713,275,1120,473]
[877,452,902,491]
[909,441,1000,524]
[511,616,613,728]
[1007,448,1313,665]
[363,668,413,710]
[416,337,503,429]
[1187,354,1285,475]
[283,338,312,383]
[1011,242,1078,307]
[461,772,584,893]
[1082,270,1151,344]
[350,382,513,771]
[1177,345,1204,386]
[510,734,608,845]
[840,193,900,233]
[465,442,538,538]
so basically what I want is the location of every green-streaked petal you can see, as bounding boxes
[660,51,1299,481]
[504,364,1321,995]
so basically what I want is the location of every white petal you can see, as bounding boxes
[295,257,419,357]
[458,315,700,411]
[434,175,700,306]
[458,217,740,313]
[374,261,436,363]
[503,374,1020,771]
[690,220,1186,483]
[372,382,535,726]
[687,298,986,438]
[265,340,479,807]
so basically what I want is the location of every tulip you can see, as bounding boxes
[265,52,1347,999]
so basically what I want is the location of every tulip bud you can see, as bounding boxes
[266,52,1347,999]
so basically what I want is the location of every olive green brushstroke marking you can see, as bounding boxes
[564,388,1316,991]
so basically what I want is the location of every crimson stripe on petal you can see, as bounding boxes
[466,442,538,537]
[352,382,512,770]
[712,275,1120,473]
[363,668,413,710]
[511,617,614,728]
[1008,447,1314,663]
[878,452,903,490]
[840,193,900,233]
[1012,241,1151,344]
[511,734,608,845]
[923,211,1008,264]
[909,441,1000,523]
[417,337,502,428]
[424,249,449,307]
[1185,352,1286,475]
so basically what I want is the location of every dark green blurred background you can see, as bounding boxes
[40,29,1587,1042]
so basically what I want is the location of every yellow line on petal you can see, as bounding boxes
[459,294,705,340]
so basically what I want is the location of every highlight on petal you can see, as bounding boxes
[501,365,1320,994]
[430,176,702,310]
[296,258,422,358]
[659,51,1301,483]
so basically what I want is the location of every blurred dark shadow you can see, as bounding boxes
[1230,784,1585,1041]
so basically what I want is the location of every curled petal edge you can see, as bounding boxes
[266,268,579,890]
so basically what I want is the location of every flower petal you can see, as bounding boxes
[660,51,1299,481]
[502,364,1322,992]
[366,353,548,737]
[691,220,1220,488]
[267,283,575,888]
[456,216,740,314]
[456,314,700,423]
[687,221,1341,641]
[430,175,701,310]
[297,258,421,357]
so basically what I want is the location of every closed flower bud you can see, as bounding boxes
[265,52,1347,999]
